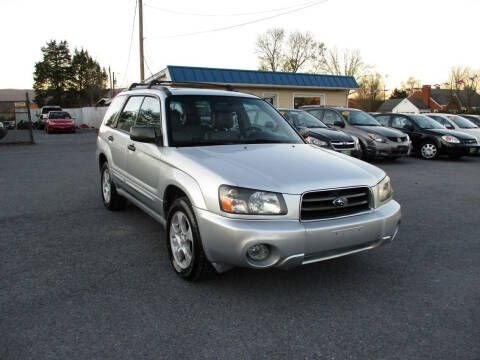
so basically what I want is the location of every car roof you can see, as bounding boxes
[121,87,260,99]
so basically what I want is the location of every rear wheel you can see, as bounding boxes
[101,162,126,210]
[166,197,213,281]
[420,142,438,160]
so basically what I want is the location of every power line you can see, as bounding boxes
[145,0,327,39]
[144,0,319,17]
[121,0,138,87]
[143,46,155,78]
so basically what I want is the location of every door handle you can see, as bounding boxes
[107,135,114,142]
[128,144,136,151]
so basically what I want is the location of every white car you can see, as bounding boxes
[425,113,480,141]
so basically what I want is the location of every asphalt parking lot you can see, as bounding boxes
[1,131,479,359]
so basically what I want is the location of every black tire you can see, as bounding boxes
[419,141,438,160]
[360,142,373,161]
[166,197,213,281]
[100,162,126,211]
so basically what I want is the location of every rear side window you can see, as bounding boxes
[103,96,126,127]
[116,96,143,132]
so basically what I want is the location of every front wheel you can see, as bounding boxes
[100,162,126,210]
[420,142,438,160]
[167,197,212,281]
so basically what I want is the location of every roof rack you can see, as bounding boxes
[127,80,234,92]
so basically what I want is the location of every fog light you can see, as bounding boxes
[247,244,270,261]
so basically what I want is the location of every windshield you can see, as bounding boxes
[49,112,71,119]
[280,110,327,128]
[449,115,478,128]
[343,110,381,126]
[411,115,444,129]
[167,96,303,147]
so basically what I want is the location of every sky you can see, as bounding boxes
[2,0,479,90]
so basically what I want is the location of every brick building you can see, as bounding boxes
[408,85,480,112]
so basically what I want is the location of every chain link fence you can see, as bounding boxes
[0,93,34,145]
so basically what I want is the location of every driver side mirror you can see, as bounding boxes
[445,123,454,129]
[130,125,161,144]
[333,120,345,128]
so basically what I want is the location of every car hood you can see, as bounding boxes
[354,125,405,137]
[424,128,476,139]
[308,127,353,142]
[170,144,385,195]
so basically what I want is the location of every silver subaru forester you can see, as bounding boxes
[96,84,401,281]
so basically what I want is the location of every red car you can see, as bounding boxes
[45,111,75,133]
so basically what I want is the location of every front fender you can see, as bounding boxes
[166,167,207,210]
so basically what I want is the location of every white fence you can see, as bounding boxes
[20,107,107,129]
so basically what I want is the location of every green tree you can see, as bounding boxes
[390,88,409,99]
[70,48,108,106]
[33,40,72,106]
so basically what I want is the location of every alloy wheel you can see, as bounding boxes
[169,211,194,270]
[102,168,111,204]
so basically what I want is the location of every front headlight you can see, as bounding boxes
[441,135,460,143]
[373,176,392,208]
[219,185,287,215]
[367,133,386,143]
[307,137,328,147]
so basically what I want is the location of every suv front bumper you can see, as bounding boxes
[195,200,401,270]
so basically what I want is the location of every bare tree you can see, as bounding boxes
[315,47,370,79]
[400,76,421,90]
[448,66,479,110]
[354,72,385,112]
[255,28,285,72]
[281,31,322,73]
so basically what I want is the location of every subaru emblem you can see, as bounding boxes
[333,197,348,207]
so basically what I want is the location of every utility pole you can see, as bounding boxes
[139,0,145,82]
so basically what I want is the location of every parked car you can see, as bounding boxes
[301,106,411,160]
[38,105,62,129]
[1,119,15,129]
[45,111,75,133]
[425,113,480,144]
[96,84,401,281]
[459,114,480,127]
[0,121,7,140]
[278,108,360,157]
[372,113,479,159]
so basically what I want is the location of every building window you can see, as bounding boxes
[293,94,325,109]
[263,92,279,107]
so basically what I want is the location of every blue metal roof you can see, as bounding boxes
[166,65,358,89]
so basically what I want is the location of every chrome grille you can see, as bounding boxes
[301,187,371,221]
[463,138,477,144]
[331,141,355,150]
